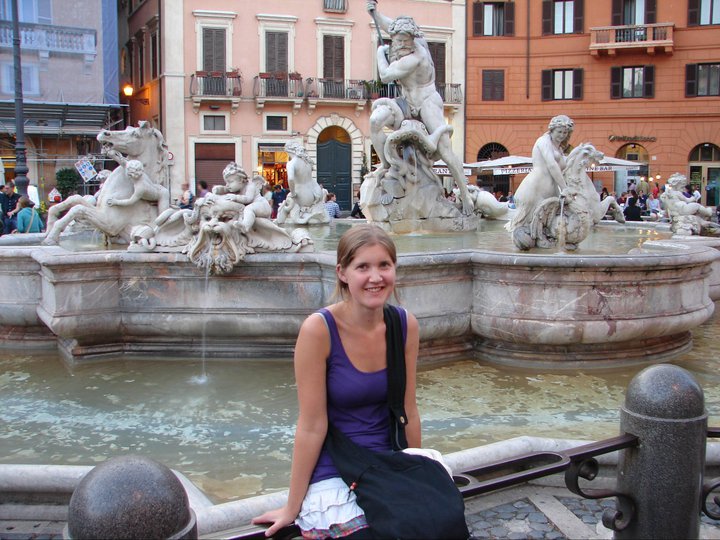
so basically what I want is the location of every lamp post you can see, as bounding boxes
[11,0,28,196]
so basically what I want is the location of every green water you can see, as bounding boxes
[1,306,718,503]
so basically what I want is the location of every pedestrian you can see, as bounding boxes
[325,192,341,219]
[0,181,20,235]
[179,182,194,209]
[14,196,44,233]
[252,224,421,538]
[198,180,210,198]
[271,184,287,219]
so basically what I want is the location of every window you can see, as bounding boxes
[541,69,583,100]
[202,114,227,132]
[689,0,720,26]
[266,31,289,73]
[472,2,515,37]
[1,63,39,95]
[136,34,144,87]
[482,70,504,100]
[0,0,51,23]
[686,63,720,97]
[427,42,446,96]
[264,114,290,133]
[150,32,158,80]
[203,28,226,72]
[611,65,654,98]
[542,0,583,35]
[612,0,656,25]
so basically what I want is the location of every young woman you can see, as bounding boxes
[14,196,44,233]
[253,224,420,539]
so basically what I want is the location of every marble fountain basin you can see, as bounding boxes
[0,221,718,368]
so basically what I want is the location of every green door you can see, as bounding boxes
[317,140,351,210]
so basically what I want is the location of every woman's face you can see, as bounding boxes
[550,126,569,145]
[337,243,396,310]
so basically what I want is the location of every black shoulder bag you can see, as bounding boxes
[325,305,469,540]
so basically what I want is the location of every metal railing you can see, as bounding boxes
[253,73,305,98]
[189,71,242,97]
[590,23,674,52]
[323,0,347,13]
[0,21,96,56]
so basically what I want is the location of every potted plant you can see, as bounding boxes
[363,79,382,99]
[289,71,302,80]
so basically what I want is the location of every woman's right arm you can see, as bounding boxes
[252,314,331,537]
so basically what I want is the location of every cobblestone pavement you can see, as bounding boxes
[465,485,720,540]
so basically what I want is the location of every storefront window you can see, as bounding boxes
[257,143,288,187]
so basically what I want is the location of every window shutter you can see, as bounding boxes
[323,35,344,79]
[611,0,622,26]
[428,42,446,85]
[482,70,504,100]
[266,32,288,73]
[686,64,698,96]
[643,65,655,98]
[645,0,657,24]
[504,2,515,36]
[573,68,583,99]
[610,66,622,99]
[541,70,552,100]
[542,0,552,35]
[472,2,483,36]
[574,0,584,33]
[688,0,699,27]
[203,28,225,72]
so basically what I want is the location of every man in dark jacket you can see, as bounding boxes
[0,181,20,234]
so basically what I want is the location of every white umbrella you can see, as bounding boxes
[466,155,533,170]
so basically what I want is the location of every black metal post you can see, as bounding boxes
[615,364,707,539]
[11,0,28,197]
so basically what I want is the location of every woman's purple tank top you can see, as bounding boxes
[310,305,408,484]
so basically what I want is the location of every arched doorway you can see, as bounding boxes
[615,143,649,195]
[316,126,352,210]
[689,143,720,206]
[475,142,509,195]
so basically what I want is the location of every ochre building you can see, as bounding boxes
[465,0,720,204]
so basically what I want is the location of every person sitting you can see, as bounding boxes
[14,196,44,233]
[324,192,341,219]
[623,197,643,222]
[179,182,194,209]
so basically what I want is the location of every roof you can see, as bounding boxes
[0,100,124,136]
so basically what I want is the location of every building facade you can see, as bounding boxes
[0,0,121,199]
[122,0,466,210]
[466,0,720,204]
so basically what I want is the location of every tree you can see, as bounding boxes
[55,168,82,199]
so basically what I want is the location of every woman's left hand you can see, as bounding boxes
[251,506,297,537]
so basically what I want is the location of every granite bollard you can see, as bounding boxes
[616,364,707,539]
[65,455,197,539]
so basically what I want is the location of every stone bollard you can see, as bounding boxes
[64,455,197,540]
[616,364,707,539]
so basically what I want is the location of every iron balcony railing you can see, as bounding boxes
[253,73,305,98]
[589,23,674,54]
[0,21,96,56]
[189,71,242,98]
[323,0,347,13]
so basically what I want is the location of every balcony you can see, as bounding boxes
[305,78,367,113]
[589,23,674,56]
[323,0,347,14]
[253,72,305,113]
[0,21,96,64]
[189,70,242,113]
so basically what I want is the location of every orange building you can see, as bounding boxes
[465,0,720,205]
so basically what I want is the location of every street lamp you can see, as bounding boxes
[122,83,149,105]
[11,0,28,196]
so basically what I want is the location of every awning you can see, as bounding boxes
[0,100,123,135]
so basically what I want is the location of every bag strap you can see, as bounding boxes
[25,210,35,233]
[384,305,408,451]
